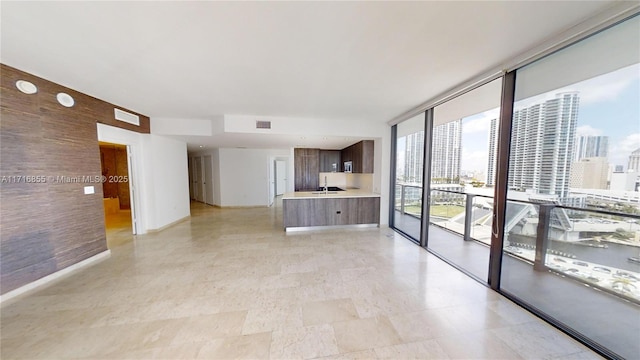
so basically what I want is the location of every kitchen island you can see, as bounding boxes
[282,189,380,230]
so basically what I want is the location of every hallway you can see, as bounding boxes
[0,202,600,359]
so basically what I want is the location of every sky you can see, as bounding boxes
[459,63,640,178]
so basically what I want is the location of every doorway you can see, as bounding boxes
[99,142,135,247]
[275,160,286,196]
[269,157,289,206]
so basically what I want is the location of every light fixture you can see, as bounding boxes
[56,92,75,107]
[199,145,204,148]
[15,80,37,94]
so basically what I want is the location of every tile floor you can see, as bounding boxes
[0,201,603,359]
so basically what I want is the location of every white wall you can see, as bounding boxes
[211,149,222,205]
[151,113,390,224]
[97,124,191,233]
[377,134,391,226]
[143,134,191,229]
[218,148,291,207]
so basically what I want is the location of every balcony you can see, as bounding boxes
[394,184,640,359]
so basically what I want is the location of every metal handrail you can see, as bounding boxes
[396,185,640,220]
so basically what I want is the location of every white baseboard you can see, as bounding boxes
[146,215,190,233]
[0,249,111,306]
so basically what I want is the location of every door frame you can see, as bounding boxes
[96,124,143,235]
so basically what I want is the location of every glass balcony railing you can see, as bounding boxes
[394,185,640,303]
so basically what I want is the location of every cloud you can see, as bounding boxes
[515,63,640,109]
[610,132,640,166]
[462,117,491,134]
[462,108,500,134]
[575,125,603,137]
[461,148,488,172]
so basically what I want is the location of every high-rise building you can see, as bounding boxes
[404,131,424,184]
[628,148,640,171]
[570,157,609,189]
[488,92,579,199]
[575,135,609,161]
[431,120,462,183]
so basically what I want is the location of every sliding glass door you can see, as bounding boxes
[392,114,425,241]
[499,15,640,359]
[427,78,502,281]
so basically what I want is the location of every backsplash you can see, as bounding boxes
[319,172,374,192]
[319,172,347,188]
[347,173,373,192]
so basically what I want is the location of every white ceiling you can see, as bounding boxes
[0,1,618,150]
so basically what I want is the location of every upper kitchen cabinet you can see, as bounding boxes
[341,140,374,173]
[319,150,341,172]
[294,148,320,191]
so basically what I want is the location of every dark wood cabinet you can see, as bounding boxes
[341,140,374,173]
[283,197,380,228]
[294,148,320,191]
[319,150,341,172]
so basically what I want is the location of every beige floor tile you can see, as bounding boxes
[351,290,425,318]
[387,309,459,343]
[196,332,272,359]
[332,316,402,353]
[0,202,600,360]
[374,340,450,359]
[313,349,378,359]
[171,311,247,345]
[435,329,525,359]
[491,322,587,359]
[431,303,514,333]
[302,298,360,326]
[270,324,340,359]
[242,303,303,335]
[259,273,302,290]
[550,351,606,360]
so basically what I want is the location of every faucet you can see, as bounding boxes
[324,176,328,194]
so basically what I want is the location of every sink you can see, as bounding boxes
[315,187,345,191]
[311,191,338,194]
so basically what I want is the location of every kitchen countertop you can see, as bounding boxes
[282,189,381,199]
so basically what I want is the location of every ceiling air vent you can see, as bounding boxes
[256,120,271,129]
[114,108,140,126]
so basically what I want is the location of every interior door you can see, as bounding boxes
[126,145,138,235]
[204,155,213,205]
[276,160,286,195]
[195,156,205,203]
[188,157,194,200]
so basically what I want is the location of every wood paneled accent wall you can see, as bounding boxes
[0,64,147,294]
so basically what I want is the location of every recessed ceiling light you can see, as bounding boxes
[199,145,204,148]
[56,93,75,107]
[16,80,37,94]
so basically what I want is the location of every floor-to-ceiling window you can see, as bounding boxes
[500,15,640,359]
[427,78,502,281]
[389,12,638,359]
[392,114,425,241]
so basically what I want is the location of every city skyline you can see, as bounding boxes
[488,92,579,199]
[461,63,639,176]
